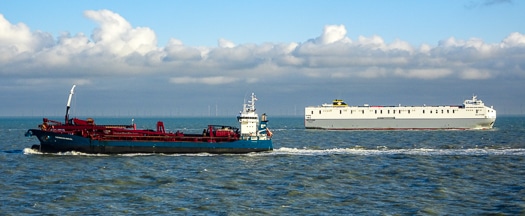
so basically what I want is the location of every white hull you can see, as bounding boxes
[305,96,496,130]
[305,118,495,130]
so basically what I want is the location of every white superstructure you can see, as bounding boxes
[305,96,496,130]
[238,93,272,139]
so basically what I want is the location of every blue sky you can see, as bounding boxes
[0,0,524,117]
[2,1,520,46]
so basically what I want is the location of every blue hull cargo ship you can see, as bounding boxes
[25,85,272,154]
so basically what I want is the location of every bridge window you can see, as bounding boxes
[319,110,321,114]
[423,110,425,114]
[340,110,342,114]
[375,110,377,114]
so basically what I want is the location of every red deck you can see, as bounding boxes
[39,118,240,143]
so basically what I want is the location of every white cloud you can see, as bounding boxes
[315,25,350,44]
[84,9,158,56]
[419,44,432,54]
[357,67,388,78]
[14,78,92,87]
[0,14,54,63]
[357,35,385,48]
[501,32,525,48]
[169,76,239,85]
[163,39,202,61]
[0,10,524,89]
[0,14,34,53]
[218,38,236,48]
[388,39,414,53]
[460,69,492,79]
[394,68,453,79]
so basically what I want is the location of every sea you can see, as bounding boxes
[1,116,524,215]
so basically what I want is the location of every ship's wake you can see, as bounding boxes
[270,147,525,156]
[22,147,525,157]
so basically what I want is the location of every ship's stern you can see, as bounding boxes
[487,107,497,128]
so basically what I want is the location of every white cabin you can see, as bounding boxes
[238,93,272,138]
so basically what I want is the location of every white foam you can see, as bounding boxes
[22,148,216,157]
[23,148,43,155]
[23,148,111,156]
[22,147,525,157]
[271,147,525,156]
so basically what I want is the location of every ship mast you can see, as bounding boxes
[65,84,76,125]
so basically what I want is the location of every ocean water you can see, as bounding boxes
[1,116,524,215]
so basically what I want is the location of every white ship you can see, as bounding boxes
[305,96,496,130]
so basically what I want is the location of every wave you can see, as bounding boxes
[271,147,525,156]
[22,148,109,156]
[21,147,525,157]
[22,148,223,157]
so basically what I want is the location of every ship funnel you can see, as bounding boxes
[65,84,76,125]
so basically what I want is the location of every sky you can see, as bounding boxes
[0,0,524,117]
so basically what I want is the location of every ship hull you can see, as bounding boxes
[305,96,497,130]
[27,129,273,154]
[305,117,496,130]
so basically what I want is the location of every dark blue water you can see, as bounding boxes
[1,116,524,215]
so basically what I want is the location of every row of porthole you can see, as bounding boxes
[311,109,462,115]
[422,110,457,114]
